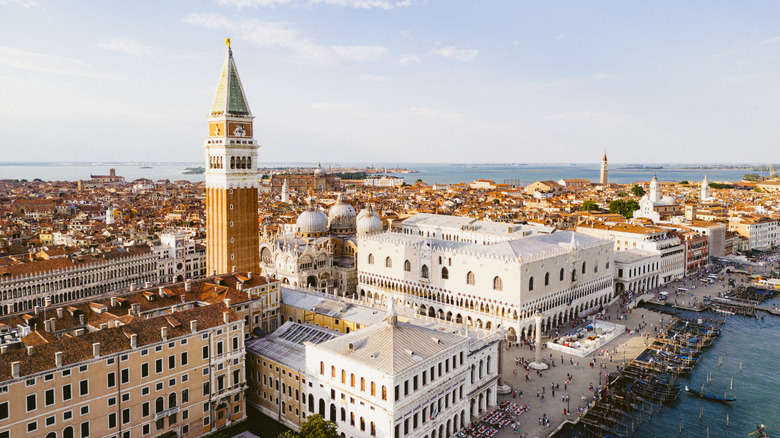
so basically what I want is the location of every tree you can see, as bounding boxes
[608,199,639,219]
[580,200,599,211]
[280,414,339,438]
[492,198,500,205]
[617,191,627,197]
[631,184,645,197]
[679,180,689,185]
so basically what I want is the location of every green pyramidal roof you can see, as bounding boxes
[211,47,251,117]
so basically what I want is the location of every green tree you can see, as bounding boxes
[617,191,627,197]
[280,414,339,438]
[679,180,689,185]
[580,200,599,211]
[631,184,645,197]
[608,199,639,219]
[492,198,500,205]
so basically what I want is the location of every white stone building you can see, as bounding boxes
[613,249,662,294]
[152,232,207,284]
[357,214,615,340]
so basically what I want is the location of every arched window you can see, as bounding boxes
[247,157,252,168]
[493,276,502,291]
[331,365,336,378]
[528,277,534,291]
[594,264,598,273]
[404,260,411,272]
[371,381,376,396]
[360,377,365,391]
[560,268,565,281]
[385,257,392,268]
[350,373,355,387]
[320,361,324,375]
[155,396,164,413]
[169,392,177,408]
[466,271,475,285]
[230,156,235,169]
[371,421,376,436]
[544,272,550,286]
[341,370,346,384]
[582,262,586,274]
[606,261,610,269]
[421,265,429,279]
[64,427,74,438]
[382,385,387,400]
[368,254,374,264]
[441,267,449,279]
[572,269,577,282]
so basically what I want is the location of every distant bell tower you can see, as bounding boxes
[701,175,710,201]
[205,39,260,275]
[600,152,608,185]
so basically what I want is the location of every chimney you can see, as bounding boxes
[55,351,63,367]
[211,269,217,277]
[79,314,85,325]
[223,311,230,324]
[161,326,168,341]
[236,283,243,291]
[232,265,237,273]
[11,362,20,379]
[144,282,151,288]
[130,283,136,291]
[0,346,7,354]
[180,294,186,303]
[248,272,253,280]
[56,307,63,319]
[224,298,231,308]
[26,345,34,356]
[92,343,100,358]
[44,319,51,332]
[130,334,138,349]
[190,320,198,333]
[184,280,192,293]
[44,296,51,308]
[49,318,56,332]
[132,303,140,315]
[158,287,165,299]
[110,296,118,307]
[34,306,40,316]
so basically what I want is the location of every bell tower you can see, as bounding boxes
[600,152,608,185]
[205,39,260,275]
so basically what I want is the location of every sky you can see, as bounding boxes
[2,1,780,165]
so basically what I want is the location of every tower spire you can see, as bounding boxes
[211,41,251,117]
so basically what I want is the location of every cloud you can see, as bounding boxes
[0,45,123,79]
[95,38,154,57]
[216,0,292,7]
[310,0,411,9]
[760,36,780,45]
[308,102,359,110]
[184,13,386,64]
[398,54,419,65]
[0,0,37,6]
[430,46,478,62]
[359,74,393,82]
[409,107,463,122]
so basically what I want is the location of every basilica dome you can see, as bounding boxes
[314,164,325,177]
[296,207,328,237]
[357,206,383,237]
[328,193,356,234]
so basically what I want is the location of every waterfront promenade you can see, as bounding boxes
[490,270,744,438]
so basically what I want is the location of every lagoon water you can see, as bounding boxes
[0,162,759,185]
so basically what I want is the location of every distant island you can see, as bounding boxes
[183,167,205,174]
[617,165,663,170]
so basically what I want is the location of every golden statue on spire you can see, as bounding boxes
[225,38,231,47]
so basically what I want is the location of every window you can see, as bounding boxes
[545,272,550,286]
[382,385,387,400]
[122,408,130,425]
[217,341,223,356]
[466,271,475,285]
[107,372,116,388]
[143,424,150,435]
[27,394,37,412]
[79,380,89,396]
[202,345,209,359]
[80,406,89,415]
[142,386,150,396]
[182,389,189,403]
[371,381,376,396]
[181,352,188,366]
[421,265,429,279]
[233,337,239,350]
[122,393,130,402]
[441,267,449,279]
[108,413,117,429]
[572,269,577,282]
[582,262,586,274]
[493,276,502,291]
[64,410,72,421]
[528,277,534,291]
[368,254,374,264]
[108,397,117,407]
[121,368,129,384]
[81,422,90,437]
[560,268,565,281]
[79,365,88,373]
[27,421,37,432]
[142,402,150,417]
[0,401,8,420]
[45,388,55,406]
[404,260,411,272]
[26,378,35,386]
[168,355,176,370]
[155,358,163,373]
[385,257,392,268]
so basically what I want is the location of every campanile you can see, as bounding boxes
[205,40,259,275]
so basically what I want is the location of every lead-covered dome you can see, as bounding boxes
[328,193,356,234]
[357,205,382,237]
[296,198,328,237]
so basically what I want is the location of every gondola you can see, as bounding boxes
[684,385,736,402]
